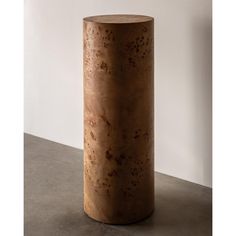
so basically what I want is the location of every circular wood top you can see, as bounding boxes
[83,14,153,24]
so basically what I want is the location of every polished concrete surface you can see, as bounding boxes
[24,134,212,236]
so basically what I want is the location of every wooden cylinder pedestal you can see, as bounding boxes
[83,15,154,224]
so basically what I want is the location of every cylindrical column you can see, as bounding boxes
[83,15,154,224]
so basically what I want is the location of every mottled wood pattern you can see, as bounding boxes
[83,15,154,224]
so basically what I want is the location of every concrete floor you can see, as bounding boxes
[24,134,212,236]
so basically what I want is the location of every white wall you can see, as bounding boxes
[25,0,212,187]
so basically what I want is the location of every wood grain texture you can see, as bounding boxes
[83,14,154,224]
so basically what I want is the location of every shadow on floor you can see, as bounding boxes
[55,185,211,236]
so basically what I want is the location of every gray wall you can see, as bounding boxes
[25,0,212,187]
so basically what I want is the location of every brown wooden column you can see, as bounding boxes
[83,14,154,224]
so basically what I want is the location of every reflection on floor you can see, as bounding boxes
[24,134,212,236]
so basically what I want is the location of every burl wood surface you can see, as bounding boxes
[83,15,154,224]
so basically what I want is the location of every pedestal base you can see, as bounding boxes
[83,14,154,224]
